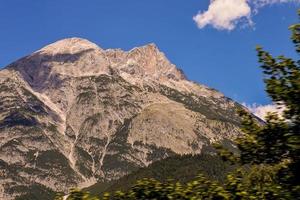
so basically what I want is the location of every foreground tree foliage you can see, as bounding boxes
[55,10,300,200]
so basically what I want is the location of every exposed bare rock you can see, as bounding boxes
[0,38,243,199]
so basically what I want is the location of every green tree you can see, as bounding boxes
[217,9,300,199]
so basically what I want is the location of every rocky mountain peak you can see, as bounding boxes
[7,38,187,91]
[39,37,102,55]
[121,43,186,82]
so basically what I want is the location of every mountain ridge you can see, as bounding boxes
[6,37,186,84]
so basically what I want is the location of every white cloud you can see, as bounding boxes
[193,0,300,30]
[193,0,252,30]
[242,103,285,120]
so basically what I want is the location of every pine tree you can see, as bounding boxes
[217,9,300,199]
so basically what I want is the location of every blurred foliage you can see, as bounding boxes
[55,10,300,200]
[85,153,235,196]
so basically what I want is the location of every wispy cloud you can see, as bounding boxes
[253,0,297,7]
[242,103,285,120]
[193,0,300,30]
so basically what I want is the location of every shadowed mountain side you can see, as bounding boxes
[6,48,95,90]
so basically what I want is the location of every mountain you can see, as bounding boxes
[0,38,243,199]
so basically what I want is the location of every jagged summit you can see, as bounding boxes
[5,38,187,91]
[38,38,161,58]
[131,43,159,52]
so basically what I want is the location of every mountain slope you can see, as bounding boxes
[0,38,243,199]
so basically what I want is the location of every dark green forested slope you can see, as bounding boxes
[85,152,234,196]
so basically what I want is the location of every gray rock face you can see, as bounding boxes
[0,38,242,199]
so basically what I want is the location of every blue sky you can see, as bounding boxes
[0,0,299,106]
